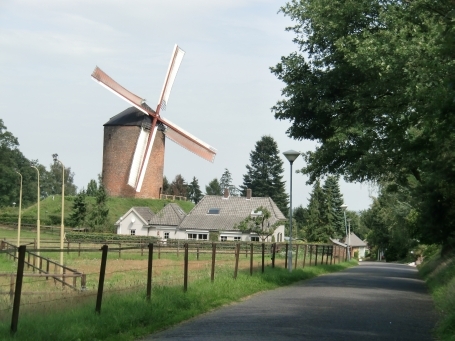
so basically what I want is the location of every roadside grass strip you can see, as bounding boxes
[0,261,356,341]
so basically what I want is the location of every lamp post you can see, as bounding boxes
[52,154,65,269]
[347,218,351,260]
[340,204,349,261]
[15,171,22,249]
[283,150,300,272]
[31,165,41,256]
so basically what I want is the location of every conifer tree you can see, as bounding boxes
[305,180,325,242]
[86,179,98,196]
[187,176,203,203]
[69,190,88,227]
[219,168,240,196]
[205,178,222,195]
[88,184,110,232]
[240,135,288,215]
[168,174,187,197]
[322,176,345,238]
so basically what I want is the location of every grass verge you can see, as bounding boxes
[419,249,455,341]
[0,261,356,341]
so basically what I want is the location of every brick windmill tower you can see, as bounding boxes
[92,45,217,199]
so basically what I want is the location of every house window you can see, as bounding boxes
[164,232,169,239]
[221,236,227,242]
[130,229,136,236]
[188,233,197,240]
[251,236,259,242]
[207,208,220,215]
[234,236,241,241]
[198,234,208,240]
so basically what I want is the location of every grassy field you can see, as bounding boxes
[0,257,357,341]
[419,248,455,341]
[0,196,194,227]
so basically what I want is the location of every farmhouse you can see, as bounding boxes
[331,232,368,259]
[116,189,286,242]
[115,207,155,236]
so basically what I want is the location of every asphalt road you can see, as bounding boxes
[142,262,438,340]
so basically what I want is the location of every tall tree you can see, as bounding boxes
[69,190,88,227]
[219,168,240,196]
[304,180,329,242]
[167,174,187,197]
[205,178,222,196]
[88,184,110,232]
[187,177,203,204]
[271,0,455,252]
[41,161,77,197]
[86,179,98,196]
[240,135,289,215]
[322,176,345,238]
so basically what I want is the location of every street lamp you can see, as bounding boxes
[347,218,351,260]
[340,204,349,261]
[283,150,301,272]
[53,154,65,269]
[15,171,22,249]
[31,165,41,256]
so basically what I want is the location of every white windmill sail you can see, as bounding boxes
[157,45,185,113]
[127,128,150,187]
[135,125,158,192]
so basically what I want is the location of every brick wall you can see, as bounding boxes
[102,125,165,198]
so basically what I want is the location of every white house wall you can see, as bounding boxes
[117,211,148,236]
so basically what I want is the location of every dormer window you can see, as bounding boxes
[250,210,263,217]
[207,208,220,215]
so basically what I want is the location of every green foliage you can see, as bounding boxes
[86,179,98,196]
[219,168,240,196]
[167,174,187,197]
[272,0,455,250]
[68,190,88,227]
[234,206,284,242]
[88,185,110,232]
[205,178,222,195]
[240,135,289,215]
[419,249,455,341]
[322,176,344,238]
[187,177,203,204]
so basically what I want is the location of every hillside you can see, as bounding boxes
[0,196,194,227]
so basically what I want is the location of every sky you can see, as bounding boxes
[0,0,376,212]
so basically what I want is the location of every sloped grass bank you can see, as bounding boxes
[419,250,455,341]
[0,261,356,341]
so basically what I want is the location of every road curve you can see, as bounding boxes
[142,262,438,341]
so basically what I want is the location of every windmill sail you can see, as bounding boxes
[91,67,152,116]
[135,126,158,192]
[157,45,185,113]
[127,128,150,188]
[161,117,217,163]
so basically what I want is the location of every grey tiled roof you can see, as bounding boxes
[179,195,286,231]
[149,203,186,226]
[341,232,367,247]
[132,207,154,223]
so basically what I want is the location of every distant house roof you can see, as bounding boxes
[115,206,155,225]
[148,203,186,227]
[341,232,367,247]
[330,238,346,247]
[179,195,286,231]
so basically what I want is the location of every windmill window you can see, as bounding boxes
[207,208,220,215]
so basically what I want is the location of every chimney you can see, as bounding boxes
[246,188,252,200]
[223,188,230,199]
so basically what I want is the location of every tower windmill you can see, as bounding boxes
[92,45,216,198]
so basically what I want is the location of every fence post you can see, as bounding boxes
[95,244,108,314]
[284,243,288,270]
[309,245,313,266]
[261,243,265,274]
[46,259,49,280]
[147,243,153,301]
[330,246,334,265]
[11,245,26,334]
[62,266,66,288]
[81,273,86,290]
[271,243,276,268]
[303,244,307,268]
[67,242,70,255]
[177,241,180,258]
[141,244,144,257]
[250,243,253,276]
[27,252,30,269]
[197,246,199,260]
[183,243,188,292]
[294,244,299,270]
[211,243,216,283]
[78,243,81,257]
[118,243,121,258]
[234,243,240,279]
[158,242,161,259]
[315,246,318,265]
